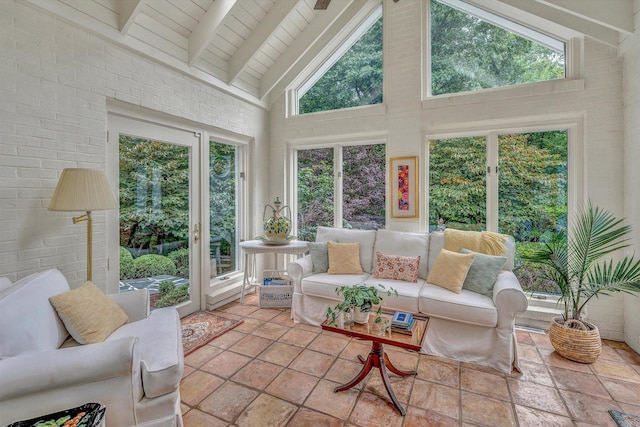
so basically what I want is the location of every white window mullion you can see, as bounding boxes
[486,133,499,232]
[335,145,343,227]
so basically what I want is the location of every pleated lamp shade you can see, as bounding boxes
[49,168,117,211]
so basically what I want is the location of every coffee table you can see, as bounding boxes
[321,311,428,416]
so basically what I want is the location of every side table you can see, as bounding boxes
[239,240,308,304]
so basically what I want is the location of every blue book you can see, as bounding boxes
[392,318,415,330]
[391,311,413,327]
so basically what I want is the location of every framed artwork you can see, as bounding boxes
[390,156,418,218]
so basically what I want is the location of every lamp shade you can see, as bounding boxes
[49,168,117,212]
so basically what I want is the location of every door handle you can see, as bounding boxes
[194,223,200,243]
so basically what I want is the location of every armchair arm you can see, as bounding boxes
[0,336,141,402]
[287,254,313,293]
[109,289,150,322]
[493,271,529,329]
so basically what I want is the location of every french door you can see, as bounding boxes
[108,115,201,317]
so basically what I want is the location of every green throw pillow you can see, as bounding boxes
[308,241,330,273]
[460,248,507,297]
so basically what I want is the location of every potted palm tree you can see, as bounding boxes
[523,202,640,363]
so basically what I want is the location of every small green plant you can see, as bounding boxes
[168,248,189,278]
[326,284,397,325]
[156,281,189,308]
[133,254,176,278]
[119,247,135,280]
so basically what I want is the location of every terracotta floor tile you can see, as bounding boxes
[198,381,259,423]
[339,340,373,361]
[601,378,640,405]
[604,339,632,350]
[265,368,319,404]
[278,327,319,347]
[257,341,303,367]
[514,405,574,427]
[461,391,517,427]
[324,357,366,388]
[385,348,420,372]
[540,351,593,373]
[232,317,263,334]
[251,321,289,340]
[207,329,245,350]
[417,356,460,388]
[618,403,640,417]
[616,347,640,366]
[289,349,336,377]
[403,405,458,427]
[409,378,459,419]
[231,359,283,389]
[508,378,569,416]
[549,366,610,398]
[365,369,415,404]
[229,334,272,357]
[599,343,627,363]
[516,330,536,346]
[180,370,225,406]
[222,303,259,316]
[307,333,349,355]
[518,343,545,365]
[184,344,224,368]
[182,409,228,427]
[461,367,510,401]
[530,331,555,350]
[591,358,640,383]
[304,378,359,420]
[271,311,296,326]
[348,391,404,427]
[514,360,555,387]
[201,350,252,378]
[247,307,282,321]
[235,393,297,426]
[287,407,344,427]
[559,389,622,426]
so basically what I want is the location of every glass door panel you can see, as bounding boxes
[297,147,335,241]
[428,136,487,231]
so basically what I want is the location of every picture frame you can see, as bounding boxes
[390,156,418,218]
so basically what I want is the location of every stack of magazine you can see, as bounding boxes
[391,311,417,336]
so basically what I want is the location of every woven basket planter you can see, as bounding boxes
[549,317,602,363]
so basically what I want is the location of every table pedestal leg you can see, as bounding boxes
[334,341,416,416]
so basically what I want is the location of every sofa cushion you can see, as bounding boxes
[0,269,70,357]
[373,229,430,279]
[327,242,363,275]
[373,252,420,283]
[362,277,422,313]
[419,283,498,327]
[461,248,507,298]
[427,249,475,293]
[316,227,377,273]
[108,307,183,398]
[49,281,129,345]
[307,241,330,273]
[301,273,372,301]
[429,231,516,271]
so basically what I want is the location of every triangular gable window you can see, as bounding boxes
[430,0,565,96]
[298,8,382,114]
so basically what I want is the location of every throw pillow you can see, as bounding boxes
[426,249,475,293]
[307,241,330,273]
[461,248,507,297]
[49,281,129,344]
[327,241,363,275]
[373,252,421,283]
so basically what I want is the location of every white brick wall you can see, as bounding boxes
[270,0,632,340]
[0,0,268,287]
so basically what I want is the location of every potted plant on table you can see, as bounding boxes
[326,284,397,327]
[522,203,640,363]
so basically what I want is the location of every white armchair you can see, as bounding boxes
[0,269,184,427]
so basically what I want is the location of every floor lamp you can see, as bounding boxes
[49,168,118,282]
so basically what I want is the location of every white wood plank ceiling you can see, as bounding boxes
[22,0,635,109]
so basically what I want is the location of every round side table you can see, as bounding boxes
[239,240,308,304]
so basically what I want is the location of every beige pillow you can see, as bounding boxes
[49,281,129,344]
[427,249,475,293]
[327,241,363,275]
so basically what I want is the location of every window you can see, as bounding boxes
[297,143,386,241]
[428,130,568,295]
[429,0,565,96]
[298,9,383,114]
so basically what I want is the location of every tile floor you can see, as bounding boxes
[180,295,640,427]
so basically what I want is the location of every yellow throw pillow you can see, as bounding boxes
[327,241,363,275]
[427,249,475,293]
[49,281,129,344]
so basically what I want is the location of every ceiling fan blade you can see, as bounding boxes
[314,0,331,10]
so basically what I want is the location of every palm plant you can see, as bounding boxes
[522,202,640,325]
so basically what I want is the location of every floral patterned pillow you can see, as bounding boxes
[373,252,421,283]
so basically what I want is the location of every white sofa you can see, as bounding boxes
[0,269,184,427]
[287,227,529,373]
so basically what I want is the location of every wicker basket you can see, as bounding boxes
[549,317,602,363]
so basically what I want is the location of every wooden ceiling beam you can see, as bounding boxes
[117,0,146,35]
[188,0,236,66]
[536,0,634,35]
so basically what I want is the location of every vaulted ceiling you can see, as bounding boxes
[23,0,635,109]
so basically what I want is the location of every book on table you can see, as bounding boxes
[391,318,418,336]
[391,311,413,328]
